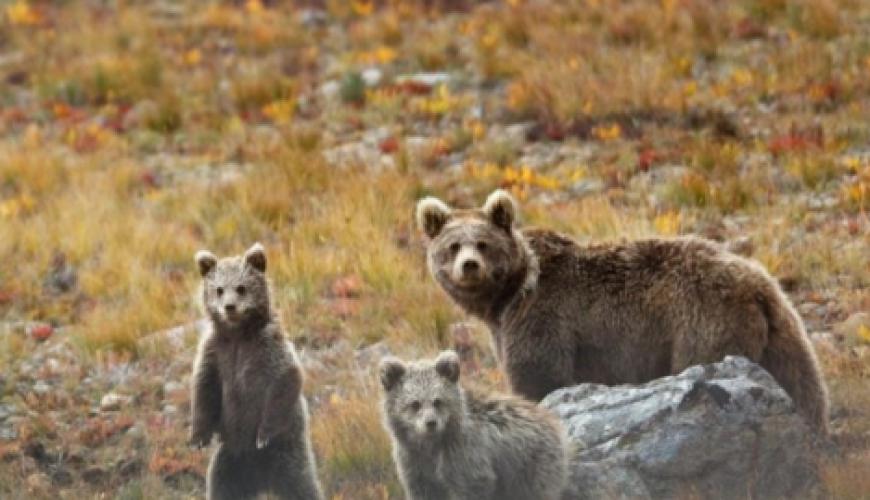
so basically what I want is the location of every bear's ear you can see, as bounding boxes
[379,357,407,391]
[416,197,452,239]
[195,251,218,277]
[482,189,518,232]
[434,350,460,384]
[244,243,267,273]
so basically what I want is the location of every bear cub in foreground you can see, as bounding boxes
[379,350,568,500]
[416,190,830,434]
[190,243,323,500]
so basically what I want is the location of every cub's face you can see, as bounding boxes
[379,351,462,443]
[195,243,269,327]
[416,190,524,301]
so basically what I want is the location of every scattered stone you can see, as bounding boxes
[99,392,132,413]
[32,380,51,395]
[163,381,185,398]
[51,468,74,487]
[362,68,383,87]
[354,341,390,366]
[542,356,824,500]
[298,8,328,27]
[396,72,453,88]
[116,458,144,480]
[322,141,393,170]
[81,467,108,486]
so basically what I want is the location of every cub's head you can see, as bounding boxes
[195,243,271,329]
[416,190,537,305]
[379,351,463,443]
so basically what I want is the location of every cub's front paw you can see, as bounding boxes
[256,427,278,449]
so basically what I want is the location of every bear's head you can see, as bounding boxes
[195,243,271,330]
[379,351,464,444]
[416,190,538,309]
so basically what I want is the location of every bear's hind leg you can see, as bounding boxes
[269,447,324,500]
[207,445,261,500]
[506,342,575,402]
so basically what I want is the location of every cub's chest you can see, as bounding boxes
[216,343,272,393]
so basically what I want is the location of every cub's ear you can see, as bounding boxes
[416,197,452,239]
[379,357,407,391]
[244,243,267,273]
[195,251,218,277]
[482,189,518,232]
[434,350,460,384]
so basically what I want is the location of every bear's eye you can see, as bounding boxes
[236,285,246,295]
[476,242,487,252]
[409,401,421,412]
[433,398,443,410]
[449,242,460,255]
[216,287,224,297]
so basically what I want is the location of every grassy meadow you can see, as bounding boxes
[1,0,870,498]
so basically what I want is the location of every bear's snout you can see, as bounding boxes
[452,246,485,285]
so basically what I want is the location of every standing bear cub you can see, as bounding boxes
[379,350,568,500]
[416,190,830,434]
[190,243,324,500]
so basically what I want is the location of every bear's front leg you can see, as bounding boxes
[256,364,303,448]
[504,330,575,402]
[190,341,222,448]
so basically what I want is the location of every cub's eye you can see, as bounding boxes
[409,401,421,412]
[236,285,246,295]
[449,243,460,254]
[433,398,443,410]
[476,242,487,252]
[216,287,224,297]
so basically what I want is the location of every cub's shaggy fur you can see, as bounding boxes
[190,243,324,500]
[379,350,568,500]
[416,190,830,434]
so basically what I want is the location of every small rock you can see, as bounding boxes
[32,380,51,395]
[126,421,146,439]
[81,467,108,485]
[543,356,824,500]
[354,341,390,366]
[362,68,383,87]
[396,72,452,88]
[298,8,328,27]
[163,381,184,397]
[51,469,74,487]
[99,392,131,413]
[116,458,144,479]
[319,80,340,100]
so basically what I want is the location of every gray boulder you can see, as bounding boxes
[542,356,824,500]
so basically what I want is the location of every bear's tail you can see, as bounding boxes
[758,281,829,435]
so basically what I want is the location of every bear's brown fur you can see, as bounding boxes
[416,190,830,434]
[379,350,568,500]
[191,243,324,500]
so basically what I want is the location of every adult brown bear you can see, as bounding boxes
[416,190,829,434]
